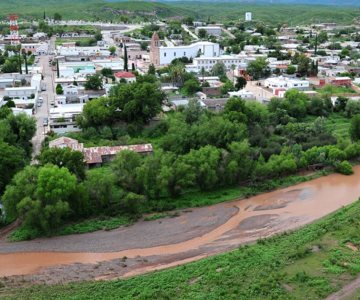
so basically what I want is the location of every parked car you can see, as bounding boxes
[43,117,48,126]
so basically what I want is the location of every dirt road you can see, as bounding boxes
[1,166,360,287]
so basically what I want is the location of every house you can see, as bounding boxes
[228,90,255,100]
[114,71,136,83]
[0,78,14,89]
[5,86,37,100]
[329,77,352,87]
[49,137,153,167]
[195,26,222,37]
[264,76,310,93]
[49,104,84,134]
[56,85,89,105]
[186,55,247,73]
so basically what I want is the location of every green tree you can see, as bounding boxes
[111,150,142,192]
[286,65,296,75]
[123,45,128,72]
[246,57,270,80]
[350,114,360,142]
[56,83,63,95]
[0,141,25,195]
[235,76,247,90]
[38,147,86,180]
[198,29,207,39]
[84,74,103,90]
[211,62,226,78]
[110,81,165,124]
[109,46,116,56]
[182,78,201,96]
[53,13,62,21]
[78,97,112,128]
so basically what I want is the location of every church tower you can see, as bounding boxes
[150,32,160,67]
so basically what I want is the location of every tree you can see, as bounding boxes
[110,81,165,124]
[0,141,25,195]
[39,147,86,180]
[246,57,270,80]
[182,78,201,96]
[111,150,142,192]
[101,68,113,78]
[83,168,120,214]
[123,45,128,72]
[148,64,156,75]
[286,65,296,75]
[53,13,62,21]
[56,83,63,95]
[183,99,204,124]
[221,80,235,95]
[109,46,116,56]
[18,165,76,232]
[235,77,247,90]
[211,62,226,77]
[78,97,112,128]
[350,114,360,142]
[169,62,185,87]
[84,74,103,90]
[198,29,207,39]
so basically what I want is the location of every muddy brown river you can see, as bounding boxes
[1,166,360,281]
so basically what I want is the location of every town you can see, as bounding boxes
[2,2,360,299]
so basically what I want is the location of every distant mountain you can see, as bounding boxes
[156,0,360,6]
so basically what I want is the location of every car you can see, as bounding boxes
[43,117,48,126]
[37,102,42,107]
[38,97,44,102]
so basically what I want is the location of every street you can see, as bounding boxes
[31,37,56,160]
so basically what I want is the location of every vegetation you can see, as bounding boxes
[5,198,360,299]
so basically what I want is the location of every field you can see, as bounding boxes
[0,1,359,25]
[3,197,360,299]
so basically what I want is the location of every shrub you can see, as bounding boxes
[335,160,353,175]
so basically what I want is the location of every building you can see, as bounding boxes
[114,71,136,83]
[49,103,84,134]
[21,42,48,55]
[228,90,255,100]
[329,77,352,87]
[5,86,36,100]
[245,12,252,21]
[264,76,310,92]
[49,137,153,167]
[186,55,247,73]
[195,26,222,37]
[150,32,220,66]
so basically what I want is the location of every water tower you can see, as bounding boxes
[9,15,20,45]
[245,12,252,22]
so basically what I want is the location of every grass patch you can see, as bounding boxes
[4,199,360,299]
[316,85,357,96]
[8,215,132,242]
[325,113,351,141]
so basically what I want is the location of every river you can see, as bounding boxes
[1,166,360,280]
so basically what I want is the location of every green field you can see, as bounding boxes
[3,198,360,299]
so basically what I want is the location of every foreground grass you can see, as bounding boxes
[7,169,328,241]
[3,198,360,299]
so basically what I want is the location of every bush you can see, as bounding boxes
[335,160,353,175]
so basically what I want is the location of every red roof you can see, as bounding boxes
[115,71,135,79]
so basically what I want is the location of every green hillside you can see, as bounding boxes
[0,1,359,25]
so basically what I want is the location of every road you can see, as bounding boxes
[181,24,199,41]
[31,37,56,160]
[223,27,235,39]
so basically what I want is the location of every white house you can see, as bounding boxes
[49,103,84,134]
[186,55,247,73]
[195,26,222,37]
[228,90,255,100]
[5,87,37,100]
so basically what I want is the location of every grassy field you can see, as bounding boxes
[325,113,352,141]
[316,85,357,96]
[3,197,360,299]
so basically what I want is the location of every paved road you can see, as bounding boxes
[181,24,199,41]
[31,37,56,160]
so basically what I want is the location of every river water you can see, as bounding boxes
[1,166,360,278]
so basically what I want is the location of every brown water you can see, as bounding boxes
[2,167,360,278]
